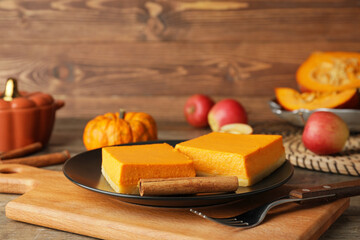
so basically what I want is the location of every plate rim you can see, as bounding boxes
[63,140,294,204]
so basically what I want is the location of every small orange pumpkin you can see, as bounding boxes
[275,87,359,111]
[296,52,360,92]
[83,110,157,150]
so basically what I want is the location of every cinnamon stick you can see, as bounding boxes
[0,150,71,167]
[139,176,239,196]
[0,142,43,160]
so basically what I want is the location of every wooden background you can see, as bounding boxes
[0,0,359,123]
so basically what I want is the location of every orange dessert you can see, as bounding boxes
[175,132,286,186]
[101,143,196,194]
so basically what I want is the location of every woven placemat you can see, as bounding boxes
[253,121,360,176]
[283,134,360,176]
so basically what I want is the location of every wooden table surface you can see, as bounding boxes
[1,118,359,240]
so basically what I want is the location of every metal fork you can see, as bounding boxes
[190,194,333,228]
[190,179,360,228]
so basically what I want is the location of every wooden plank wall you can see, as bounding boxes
[0,0,359,123]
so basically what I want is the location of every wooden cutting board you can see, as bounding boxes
[0,164,349,240]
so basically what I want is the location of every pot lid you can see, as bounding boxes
[0,78,54,109]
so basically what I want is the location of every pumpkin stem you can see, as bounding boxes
[119,108,126,119]
[2,78,21,101]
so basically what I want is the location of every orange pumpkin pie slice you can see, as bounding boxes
[175,132,286,186]
[102,143,196,194]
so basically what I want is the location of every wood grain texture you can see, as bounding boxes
[0,0,359,120]
[0,0,359,42]
[1,41,360,121]
[1,42,359,96]
[0,164,350,240]
[53,95,280,122]
[0,118,360,239]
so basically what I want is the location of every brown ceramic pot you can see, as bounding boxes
[0,78,65,152]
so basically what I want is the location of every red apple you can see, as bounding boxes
[184,94,215,128]
[208,99,248,132]
[302,111,349,155]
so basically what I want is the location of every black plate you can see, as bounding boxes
[63,140,294,208]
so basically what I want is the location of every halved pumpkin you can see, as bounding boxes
[296,52,360,92]
[275,87,359,111]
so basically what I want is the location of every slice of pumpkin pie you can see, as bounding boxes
[175,132,286,186]
[102,143,196,194]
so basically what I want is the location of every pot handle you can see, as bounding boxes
[55,100,65,110]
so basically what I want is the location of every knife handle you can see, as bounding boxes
[289,179,360,200]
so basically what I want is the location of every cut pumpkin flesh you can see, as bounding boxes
[296,52,360,92]
[275,87,359,111]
